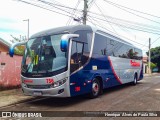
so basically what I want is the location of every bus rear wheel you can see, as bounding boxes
[89,78,100,98]
[132,74,137,85]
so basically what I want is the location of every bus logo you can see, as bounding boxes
[130,60,140,67]
[24,80,33,83]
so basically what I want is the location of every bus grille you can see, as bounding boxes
[27,85,51,89]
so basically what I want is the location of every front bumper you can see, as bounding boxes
[21,83,70,97]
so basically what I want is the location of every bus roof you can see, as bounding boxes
[30,25,140,50]
[30,25,93,38]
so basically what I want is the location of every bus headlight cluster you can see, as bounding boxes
[51,78,67,88]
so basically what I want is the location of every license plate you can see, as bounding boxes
[33,91,42,96]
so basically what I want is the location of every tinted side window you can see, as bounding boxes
[114,43,136,59]
[114,42,127,58]
[74,30,92,53]
[74,30,92,64]
[106,39,115,56]
[93,34,107,55]
[93,33,142,60]
[134,48,142,60]
[127,48,135,59]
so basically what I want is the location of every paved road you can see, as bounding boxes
[1,74,160,120]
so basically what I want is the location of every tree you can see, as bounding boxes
[147,62,157,70]
[146,46,160,71]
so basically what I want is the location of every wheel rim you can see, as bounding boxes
[134,77,137,84]
[92,81,99,96]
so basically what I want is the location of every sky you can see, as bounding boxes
[0,0,160,56]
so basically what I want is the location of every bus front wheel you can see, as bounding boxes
[89,78,100,98]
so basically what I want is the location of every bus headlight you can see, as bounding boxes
[51,78,67,88]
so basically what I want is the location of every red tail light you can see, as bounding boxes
[75,86,80,92]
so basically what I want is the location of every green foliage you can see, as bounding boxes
[146,46,160,71]
[10,35,26,56]
[147,62,157,70]
[14,46,25,56]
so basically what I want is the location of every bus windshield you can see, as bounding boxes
[22,34,67,75]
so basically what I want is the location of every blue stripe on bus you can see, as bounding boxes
[70,55,122,97]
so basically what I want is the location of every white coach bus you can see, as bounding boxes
[9,25,143,98]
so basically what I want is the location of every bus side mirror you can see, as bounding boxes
[9,41,26,57]
[60,34,79,52]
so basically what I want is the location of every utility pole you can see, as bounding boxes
[83,0,88,25]
[148,38,151,74]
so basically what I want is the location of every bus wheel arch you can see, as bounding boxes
[89,76,103,98]
[95,76,103,95]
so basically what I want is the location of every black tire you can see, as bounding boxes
[132,74,137,85]
[89,78,100,98]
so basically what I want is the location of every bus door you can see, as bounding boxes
[70,40,84,74]
[69,40,87,96]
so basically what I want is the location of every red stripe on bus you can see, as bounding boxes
[108,57,122,84]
